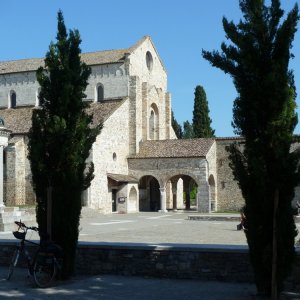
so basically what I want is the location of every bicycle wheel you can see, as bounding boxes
[7,249,20,280]
[33,255,57,288]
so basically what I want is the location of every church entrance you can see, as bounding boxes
[138,175,160,211]
[112,189,117,212]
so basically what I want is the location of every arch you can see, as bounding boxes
[166,174,198,211]
[9,90,16,108]
[149,103,159,140]
[138,175,160,211]
[128,186,138,212]
[208,174,216,211]
[95,83,104,102]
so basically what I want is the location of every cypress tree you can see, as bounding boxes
[182,120,194,139]
[192,85,215,137]
[203,0,299,296]
[28,11,102,278]
[172,110,183,138]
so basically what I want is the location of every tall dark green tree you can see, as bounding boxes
[28,11,101,278]
[192,85,215,137]
[172,110,183,138]
[182,120,194,139]
[203,0,299,297]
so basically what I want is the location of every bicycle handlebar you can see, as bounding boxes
[15,220,39,232]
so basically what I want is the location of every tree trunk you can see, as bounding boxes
[271,189,279,300]
[47,186,52,239]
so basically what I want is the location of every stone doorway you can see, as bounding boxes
[112,189,117,212]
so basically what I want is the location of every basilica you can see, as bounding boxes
[0,36,253,214]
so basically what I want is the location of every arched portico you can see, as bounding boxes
[128,138,217,213]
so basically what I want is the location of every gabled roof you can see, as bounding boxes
[0,36,152,75]
[132,139,215,159]
[0,98,125,134]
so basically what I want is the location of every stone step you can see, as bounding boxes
[0,207,36,232]
[188,214,300,223]
[188,215,240,222]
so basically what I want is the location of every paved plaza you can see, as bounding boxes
[1,209,300,299]
[2,208,300,246]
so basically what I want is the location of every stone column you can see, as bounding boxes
[159,187,167,213]
[0,124,11,209]
[183,177,191,210]
[0,146,4,208]
[172,185,177,211]
[197,182,210,213]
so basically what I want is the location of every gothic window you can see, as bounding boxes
[97,84,104,102]
[10,91,16,108]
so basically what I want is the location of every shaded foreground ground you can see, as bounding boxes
[0,266,256,300]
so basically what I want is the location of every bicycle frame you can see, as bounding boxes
[7,220,61,287]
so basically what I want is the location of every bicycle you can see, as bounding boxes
[7,220,63,288]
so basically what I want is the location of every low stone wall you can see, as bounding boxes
[0,241,253,282]
[75,243,254,283]
[1,240,300,288]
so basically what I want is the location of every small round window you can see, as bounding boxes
[113,152,117,161]
[146,51,153,71]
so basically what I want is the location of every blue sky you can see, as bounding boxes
[0,0,299,137]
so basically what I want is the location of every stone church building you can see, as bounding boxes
[0,36,268,214]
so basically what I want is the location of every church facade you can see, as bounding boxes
[0,36,262,214]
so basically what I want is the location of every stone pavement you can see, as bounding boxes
[1,208,300,245]
[1,209,300,299]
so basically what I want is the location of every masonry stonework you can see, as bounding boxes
[0,36,278,214]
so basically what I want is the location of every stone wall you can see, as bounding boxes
[129,38,167,93]
[216,138,244,212]
[3,241,300,288]
[90,99,130,212]
[128,157,211,212]
[4,137,25,205]
[129,37,169,142]
[4,136,35,206]
[86,64,129,101]
[0,71,39,107]
[0,241,252,282]
[0,64,129,108]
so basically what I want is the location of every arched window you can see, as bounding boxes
[149,103,159,140]
[97,84,104,102]
[36,88,41,107]
[149,110,155,140]
[10,91,16,108]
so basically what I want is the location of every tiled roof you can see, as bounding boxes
[0,107,33,134]
[107,173,138,183]
[133,139,215,158]
[86,99,126,126]
[0,36,149,75]
[0,99,125,134]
